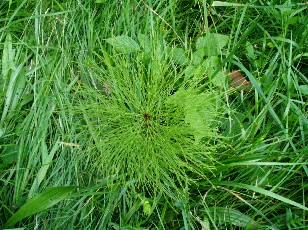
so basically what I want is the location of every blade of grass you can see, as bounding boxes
[4,186,76,228]
[212,1,308,8]
[215,181,308,211]
[28,140,60,199]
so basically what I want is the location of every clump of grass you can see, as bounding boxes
[74,40,226,194]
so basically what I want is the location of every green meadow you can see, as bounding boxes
[0,0,307,229]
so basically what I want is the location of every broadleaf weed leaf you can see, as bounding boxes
[192,49,205,65]
[138,33,151,54]
[196,33,229,56]
[106,35,140,53]
[168,47,188,65]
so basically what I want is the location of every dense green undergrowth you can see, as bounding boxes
[0,0,307,229]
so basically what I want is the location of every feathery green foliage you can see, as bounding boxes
[74,35,225,194]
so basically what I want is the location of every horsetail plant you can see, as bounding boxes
[74,34,228,195]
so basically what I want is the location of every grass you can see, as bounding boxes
[0,0,307,229]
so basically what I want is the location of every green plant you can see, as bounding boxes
[74,34,227,195]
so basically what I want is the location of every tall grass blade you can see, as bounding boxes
[216,182,308,211]
[4,186,76,228]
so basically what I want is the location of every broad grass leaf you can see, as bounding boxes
[2,33,15,78]
[28,141,60,199]
[212,1,245,6]
[106,35,140,53]
[196,33,229,56]
[209,207,260,229]
[1,64,25,121]
[2,228,25,230]
[216,181,308,212]
[4,186,76,228]
[1,33,15,112]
